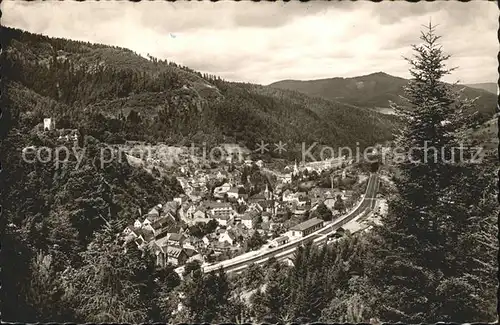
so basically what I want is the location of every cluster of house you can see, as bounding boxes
[120,175,353,268]
[173,159,250,203]
[177,184,280,227]
[120,199,275,267]
[117,147,359,268]
[121,203,196,266]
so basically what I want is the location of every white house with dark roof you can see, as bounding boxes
[239,211,256,229]
[144,214,177,238]
[133,219,142,228]
[123,226,155,247]
[212,214,231,227]
[289,217,324,237]
[192,208,207,219]
[272,235,289,246]
[167,233,186,247]
[215,170,226,180]
[154,245,197,267]
[261,211,271,223]
[282,189,295,202]
[218,230,237,246]
[226,187,240,199]
[257,200,275,215]
[143,205,169,227]
[162,201,179,215]
[173,194,189,205]
[247,202,261,213]
[143,215,158,227]
[202,235,211,246]
[214,182,232,198]
[207,202,235,225]
[277,173,292,184]
[179,202,196,221]
[183,236,204,250]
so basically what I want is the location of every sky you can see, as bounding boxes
[3,1,498,85]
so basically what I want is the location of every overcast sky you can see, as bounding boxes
[3,1,497,85]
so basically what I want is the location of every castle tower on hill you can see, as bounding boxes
[43,118,55,131]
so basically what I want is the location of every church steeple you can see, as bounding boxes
[293,160,299,176]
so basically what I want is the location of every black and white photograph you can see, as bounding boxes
[0,0,498,323]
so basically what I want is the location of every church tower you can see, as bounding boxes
[292,160,299,176]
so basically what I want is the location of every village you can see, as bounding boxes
[36,117,375,269]
[5,5,495,322]
[119,142,371,268]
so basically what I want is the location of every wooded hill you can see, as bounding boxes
[1,24,497,324]
[2,26,399,151]
[269,72,496,121]
[465,82,497,94]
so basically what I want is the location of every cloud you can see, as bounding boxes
[371,2,443,25]
[371,1,495,26]
[2,1,497,85]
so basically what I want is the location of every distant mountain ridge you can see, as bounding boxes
[464,82,497,95]
[269,72,497,120]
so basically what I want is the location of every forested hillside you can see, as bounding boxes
[0,26,398,322]
[0,128,183,321]
[270,72,496,122]
[2,26,398,150]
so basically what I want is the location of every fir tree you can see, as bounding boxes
[61,221,159,323]
[181,267,231,322]
[370,22,498,322]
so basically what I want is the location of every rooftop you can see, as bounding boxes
[154,236,170,247]
[148,207,160,216]
[212,213,231,220]
[163,245,183,257]
[145,214,161,223]
[208,202,233,209]
[162,201,179,213]
[240,212,256,220]
[221,230,237,240]
[169,233,185,242]
[275,235,289,243]
[258,200,274,208]
[249,193,267,201]
[135,228,154,241]
[150,216,175,230]
[289,217,324,232]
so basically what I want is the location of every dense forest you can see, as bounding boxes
[0,24,497,323]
